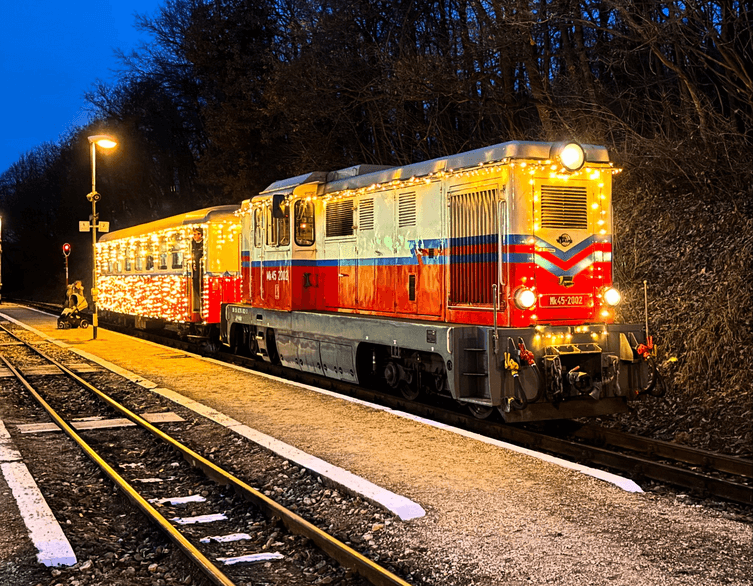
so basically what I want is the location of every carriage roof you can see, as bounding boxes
[98,205,240,243]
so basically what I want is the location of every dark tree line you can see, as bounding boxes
[1,0,751,301]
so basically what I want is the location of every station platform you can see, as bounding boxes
[1,302,751,585]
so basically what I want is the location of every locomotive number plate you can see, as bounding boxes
[541,295,588,307]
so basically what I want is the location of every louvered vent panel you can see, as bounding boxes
[359,199,374,231]
[541,185,588,229]
[326,199,354,237]
[398,192,417,228]
[449,188,498,305]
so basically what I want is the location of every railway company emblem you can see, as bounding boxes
[556,233,573,247]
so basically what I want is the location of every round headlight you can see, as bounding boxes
[603,287,622,306]
[559,143,585,171]
[514,288,537,310]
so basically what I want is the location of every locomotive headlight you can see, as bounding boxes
[603,287,622,306]
[555,142,586,172]
[514,287,537,310]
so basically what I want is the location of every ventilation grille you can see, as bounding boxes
[541,185,588,229]
[398,192,416,228]
[449,188,498,305]
[326,199,354,237]
[359,198,374,231]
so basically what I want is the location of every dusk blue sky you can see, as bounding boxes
[0,0,166,173]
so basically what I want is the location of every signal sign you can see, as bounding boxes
[63,243,71,257]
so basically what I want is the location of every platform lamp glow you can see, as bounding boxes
[87,134,118,339]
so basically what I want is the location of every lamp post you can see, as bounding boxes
[87,134,117,340]
[0,215,3,304]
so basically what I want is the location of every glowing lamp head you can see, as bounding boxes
[553,142,586,172]
[514,287,537,310]
[603,287,622,306]
[88,134,118,149]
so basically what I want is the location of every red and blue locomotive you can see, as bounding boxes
[220,141,659,422]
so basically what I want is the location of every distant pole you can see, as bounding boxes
[63,243,71,289]
[86,135,118,340]
[0,215,3,303]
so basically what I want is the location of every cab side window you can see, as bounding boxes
[254,208,263,248]
[295,200,315,246]
[266,200,290,247]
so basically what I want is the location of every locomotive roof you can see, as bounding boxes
[255,141,610,199]
[98,204,240,242]
[322,140,610,194]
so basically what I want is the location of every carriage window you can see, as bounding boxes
[266,201,290,246]
[295,200,315,246]
[114,245,123,273]
[135,242,143,271]
[171,233,183,269]
[159,236,168,270]
[254,208,263,248]
[124,244,132,271]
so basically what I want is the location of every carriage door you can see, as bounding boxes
[254,207,265,303]
[449,185,501,308]
[262,197,292,310]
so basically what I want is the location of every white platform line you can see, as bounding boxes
[0,420,76,567]
[152,387,426,520]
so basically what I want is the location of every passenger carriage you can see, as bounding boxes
[96,206,242,334]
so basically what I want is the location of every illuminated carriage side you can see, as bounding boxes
[221,141,657,422]
[96,205,242,335]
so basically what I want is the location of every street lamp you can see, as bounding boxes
[87,134,117,339]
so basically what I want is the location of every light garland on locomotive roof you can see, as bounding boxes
[242,160,622,216]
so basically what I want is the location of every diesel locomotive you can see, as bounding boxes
[219,141,660,422]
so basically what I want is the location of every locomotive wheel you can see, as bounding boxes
[467,403,494,419]
[79,319,89,329]
[57,320,64,329]
[399,381,420,401]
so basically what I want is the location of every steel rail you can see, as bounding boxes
[569,423,753,478]
[0,324,413,586]
[0,354,238,586]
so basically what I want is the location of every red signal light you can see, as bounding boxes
[62,243,71,256]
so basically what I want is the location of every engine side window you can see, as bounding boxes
[326,199,354,237]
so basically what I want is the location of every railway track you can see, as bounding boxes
[8,300,753,507]
[0,321,412,586]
